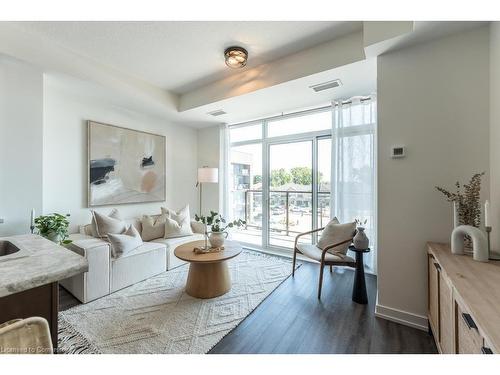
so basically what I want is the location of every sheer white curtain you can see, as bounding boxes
[219,123,230,218]
[331,96,377,273]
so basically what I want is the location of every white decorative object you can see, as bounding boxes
[485,200,490,227]
[451,225,488,262]
[353,227,369,250]
[209,232,227,248]
[453,201,459,228]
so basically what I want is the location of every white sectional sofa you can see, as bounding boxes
[61,217,205,303]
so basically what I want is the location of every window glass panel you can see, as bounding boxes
[229,143,262,246]
[317,138,331,229]
[268,110,331,138]
[269,141,312,247]
[229,123,262,143]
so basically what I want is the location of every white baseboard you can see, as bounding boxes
[375,303,428,331]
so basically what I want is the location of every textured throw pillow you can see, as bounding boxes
[92,209,127,238]
[161,205,193,238]
[141,214,167,241]
[108,225,143,258]
[90,208,122,237]
[317,217,356,255]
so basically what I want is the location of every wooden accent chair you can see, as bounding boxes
[292,227,355,299]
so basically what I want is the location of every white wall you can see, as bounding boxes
[490,22,500,251]
[196,125,221,216]
[377,26,490,328]
[0,56,43,236]
[43,76,199,232]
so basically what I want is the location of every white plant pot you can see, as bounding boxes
[46,231,61,244]
[209,232,227,248]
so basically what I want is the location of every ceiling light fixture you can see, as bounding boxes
[224,46,248,69]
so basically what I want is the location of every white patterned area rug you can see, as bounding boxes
[58,250,299,354]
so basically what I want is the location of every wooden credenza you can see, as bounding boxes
[427,242,500,354]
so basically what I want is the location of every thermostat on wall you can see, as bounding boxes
[391,145,406,158]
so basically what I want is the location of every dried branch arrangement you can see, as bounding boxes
[435,172,485,228]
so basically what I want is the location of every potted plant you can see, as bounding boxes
[195,211,246,248]
[34,213,72,245]
[436,172,485,250]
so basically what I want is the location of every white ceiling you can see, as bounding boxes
[13,21,362,93]
[3,21,488,128]
[187,58,377,125]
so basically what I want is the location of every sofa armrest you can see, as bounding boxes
[67,234,110,258]
[63,234,111,302]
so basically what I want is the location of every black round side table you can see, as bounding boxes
[349,245,371,305]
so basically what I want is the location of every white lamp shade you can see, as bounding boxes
[197,167,218,183]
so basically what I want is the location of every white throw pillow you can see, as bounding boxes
[92,209,127,238]
[141,214,167,241]
[317,217,356,255]
[108,225,143,258]
[161,205,193,238]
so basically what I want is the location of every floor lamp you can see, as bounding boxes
[197,167,218,249]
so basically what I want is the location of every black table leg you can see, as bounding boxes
[352,251,368,304]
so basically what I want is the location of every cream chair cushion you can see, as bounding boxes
[297,243,355,264]
[317,217,356,255]
[141,214,167,241]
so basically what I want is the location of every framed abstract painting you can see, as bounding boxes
[87,121,166,206]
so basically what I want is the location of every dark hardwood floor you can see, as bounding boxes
[59,261,437,354]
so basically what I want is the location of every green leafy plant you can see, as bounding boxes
[34,213,72,245]
[195,211,246,233]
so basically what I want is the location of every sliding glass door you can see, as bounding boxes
[268,140,313,247]
[227,98,376,271]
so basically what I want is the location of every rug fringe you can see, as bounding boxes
[58,317,101,354]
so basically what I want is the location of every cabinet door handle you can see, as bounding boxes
[481,346,493,354]
[462,313,478,330]
[433,262,441,271]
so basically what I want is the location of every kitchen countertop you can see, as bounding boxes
[0,234,88,298]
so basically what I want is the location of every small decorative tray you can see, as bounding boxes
[193,246,224,254]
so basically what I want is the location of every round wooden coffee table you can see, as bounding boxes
[174,240,242,299]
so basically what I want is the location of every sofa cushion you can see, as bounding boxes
[92,209,127,238]
[161,205,193,238]
[141,214,167,241]
[190,220,205,234]
[111,241,167,261]
[317,217,356,255]
[108,225,143,258]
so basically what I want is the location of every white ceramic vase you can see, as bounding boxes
[353,227,369,250]
[209,231,228,248]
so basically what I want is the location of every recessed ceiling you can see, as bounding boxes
[12,21,362,94]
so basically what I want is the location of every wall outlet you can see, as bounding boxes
[391,145,406,158]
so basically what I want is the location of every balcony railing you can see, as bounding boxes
[239,189,330,241]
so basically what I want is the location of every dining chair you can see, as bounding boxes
[292,227,355,299]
